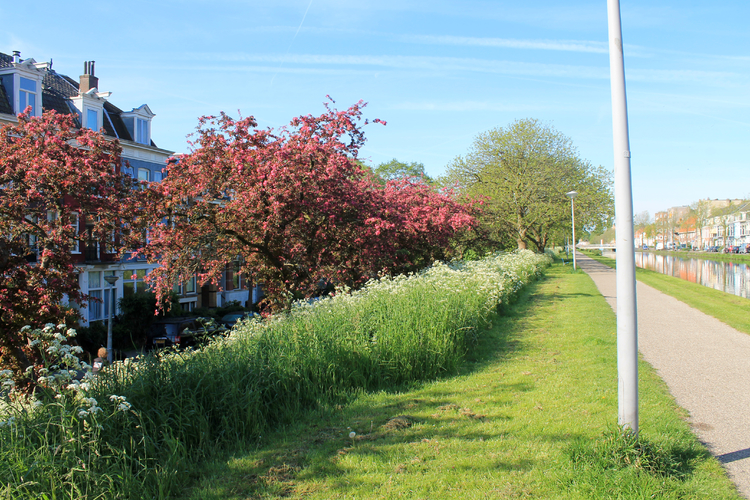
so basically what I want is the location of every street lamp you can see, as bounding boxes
[608,0,639,434]
[566,191,578,270]
[104,274,119,363]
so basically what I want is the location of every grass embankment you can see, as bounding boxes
[583,251,750,335]
[1,252,549,499]
[184,263,739,499]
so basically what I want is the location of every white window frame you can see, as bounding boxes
[178,299,197,312]
[136,118,149,145]
[86,108,99,131]
[185,276,196,295]
[88,271,116,322]
[70,212,80,254]
[123,268,149,297]
[19,76,37,115]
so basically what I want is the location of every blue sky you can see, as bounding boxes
[2,0,748,218]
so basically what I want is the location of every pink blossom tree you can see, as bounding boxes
[0,111,141,381]
[136,101,476,311]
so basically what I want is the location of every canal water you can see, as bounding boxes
[626,252,750,299]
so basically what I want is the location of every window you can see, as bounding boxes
[153,171,163,182]
[105,229,116,254]
[88,271,116,321]
[185,276,196,294]
[23,215,38,259]
[123,269,149,297]
[86,108,99,131]
[225,261,243,290]
[136,118,149,145]
[19,77,36,115]
[70,212,80,253]
[138,168,150,183]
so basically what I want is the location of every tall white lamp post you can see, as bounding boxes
[608,0,639,434]
[566,191,578,270]
[104,274,119,363]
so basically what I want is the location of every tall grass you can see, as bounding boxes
[0,251,550,499]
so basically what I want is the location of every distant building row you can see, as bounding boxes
[0,50,252,325]
[635,199,750,250]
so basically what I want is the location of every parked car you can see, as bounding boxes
[741,244,750,254]
[220,311,259,328]
[642,245,649,250]
[147,316,225,349]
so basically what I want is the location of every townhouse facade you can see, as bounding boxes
[0,51,250,325]
[646,199,749,251]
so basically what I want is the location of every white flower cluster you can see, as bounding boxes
[0,324,137,423]
[233,250,551,342]
[109,395,132,412]
[77,397,103,418]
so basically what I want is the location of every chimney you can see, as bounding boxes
[79,61,98,93]
[12,51,20,63]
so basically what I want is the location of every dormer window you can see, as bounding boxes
[136,118,149,145]
[86,108,99,131]
[121,104,154,146]
[19,77,37,115]
[0,52,46,117]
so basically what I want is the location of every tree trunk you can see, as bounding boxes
[516,229,528,250]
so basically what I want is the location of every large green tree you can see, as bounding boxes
[445,118,613,251]
[373,158,433,185]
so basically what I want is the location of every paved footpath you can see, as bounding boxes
[576,252,750,498]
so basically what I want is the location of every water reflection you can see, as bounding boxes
[632,252,750,298]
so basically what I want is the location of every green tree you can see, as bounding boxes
[690,199,712,249]
[373,158,433,185]
[445,119,613,251]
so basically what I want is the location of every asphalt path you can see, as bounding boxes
[576,252,750,498]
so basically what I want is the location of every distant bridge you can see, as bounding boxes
[576,243,616,250]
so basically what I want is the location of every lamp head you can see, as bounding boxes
[566,191,578,199]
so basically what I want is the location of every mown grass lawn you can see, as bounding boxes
[182,263,739,499]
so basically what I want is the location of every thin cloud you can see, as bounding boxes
[627,68,740,86]
[391,101,544,112]
[194,52,609,80]
[126,50,743,89]
[401,34,609,54]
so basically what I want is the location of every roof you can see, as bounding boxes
[0,51,158,148]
